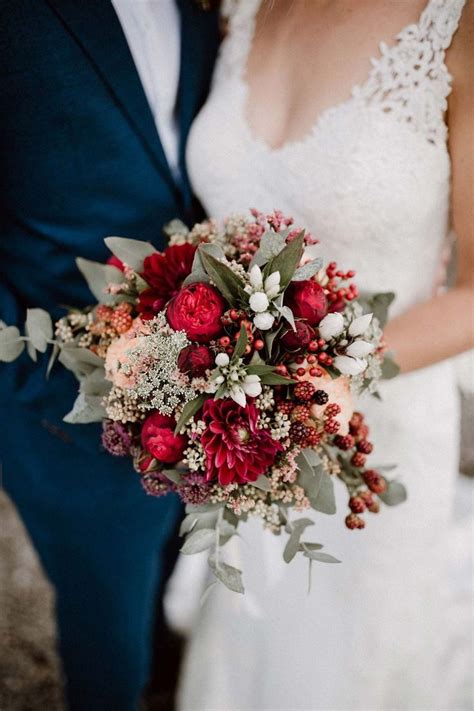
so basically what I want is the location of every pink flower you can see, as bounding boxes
[141,412,187,464]
[104,317,151,389]
[201,399,283,486]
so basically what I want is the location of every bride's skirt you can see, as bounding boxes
[169,360,471,710]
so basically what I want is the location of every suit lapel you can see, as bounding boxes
[46,0,177,196]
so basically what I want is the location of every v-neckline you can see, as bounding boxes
[238,0,435,156]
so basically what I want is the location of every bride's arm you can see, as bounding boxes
[383,7,474,374]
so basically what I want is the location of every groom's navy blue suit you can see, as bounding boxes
[0,1,219,708]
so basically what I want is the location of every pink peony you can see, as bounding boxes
[201,399,283,486]
[104,317,151,389]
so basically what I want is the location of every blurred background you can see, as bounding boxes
[1,350,472,710]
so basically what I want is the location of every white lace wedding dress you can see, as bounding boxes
[176,1,468,708]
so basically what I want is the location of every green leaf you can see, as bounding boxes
[303,550,341,564]
[0,326,25,362]
[182,243,225,286]
[208,557,245,594]
[260,372,295,386]
[381,353,400,380]
[292,258,323,281]
[174,394,207,435]
[254,231,287,263]
[246,363,279,376]
[379,480,407,506]
[25,308,53,353]
[299,542,323,552]
[267,231,305,288]
[283,518,314,563]
[76,258,125,304]
[59,346,104,379]
[46,343,60,378]
[79,367,111,396]
[179,513,199,537]
[26,337,37,362]
[250,475,272,492]
[359,292,395,329]
[232,325,248,361]
[161,469,182,485]
[199,249,245,306]
[274,304,295,330]
[181,528,216,554]
[104,236,157,271]
[301,448,322,467]
[63,393,106,423]
[297,451,336,515]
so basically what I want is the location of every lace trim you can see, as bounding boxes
[350,0,466,144]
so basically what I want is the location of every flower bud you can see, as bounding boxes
[254,312,275,330]
[250,292,270,313]
[264,271,281,298]
[215,352,230,367]
[334,355,367,376]
[243,374,262,398]
[249,264,263,289]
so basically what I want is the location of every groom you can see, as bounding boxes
[0,1,219,709]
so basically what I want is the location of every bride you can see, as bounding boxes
[175,1,473,708]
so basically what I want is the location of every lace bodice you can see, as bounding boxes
[187,0,465,318]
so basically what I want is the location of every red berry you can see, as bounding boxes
[230,309,239,321]
[351,452,366,468]
[345,513,365,530]
[349,412,364,433]
[359,490,375,507]
[291,404,311,423]
[305,428,322,447]
[313,389,329,405]
[219,336,231,347]
[290,422,310,444]
[325,403,341,418]
[368,499,380,513]
[254,339,264,351]
[277,400,294,416]
[96,305,114,322]
[294,381,316,402]
[334,434,355,451]
[308,340,319,352]
[324,418,340,434]
[349,496,366,513]
[357,439,373,454]
[363,470,387,494]
[110,309,133,334]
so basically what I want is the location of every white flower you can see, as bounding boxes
[242,374,262,398]
[348,313,373,337]
[215,352,230,367]
[230,385,246,408]
[214,374,225,385]
[249,292,270,313]
[334,355,368,376]
[345,340,375,358]
[319,312,345,340]
[249,264,263,289]
[254,312,275,330]
[264,271,281,298]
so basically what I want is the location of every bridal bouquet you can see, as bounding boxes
[0,209,405,593]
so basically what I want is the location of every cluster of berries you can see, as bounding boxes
[324,261,359,311]
[276,381,344,449]
[95,302,133,335]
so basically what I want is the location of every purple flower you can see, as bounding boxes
[101,420,133,456]
[178,472,211,505]
[141,471,175,498]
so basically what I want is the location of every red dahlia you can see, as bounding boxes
[201,399,283,486]
[138,243,197,320]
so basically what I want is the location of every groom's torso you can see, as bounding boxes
[0,0,219,445]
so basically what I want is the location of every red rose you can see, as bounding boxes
[201,399,283,486]
[137,243,196,320]
[166,283,225,343]
[178,344,214,377]
[284,280,328,326]
[281,320,315,352]
[141,412,187,464]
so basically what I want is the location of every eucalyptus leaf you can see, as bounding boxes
[250,475,272,492]
[179,513,199,537]
[299,542,323,552]
[174,394,207,435]
[200,580,218,606]
[26,338,37,362]
[297,451,336,515]
[283,518,314,563]
[0,326,24,362]
[186,502,224,513]
[208,557,245,594]
[359,292,395,329]
[275,304,296,330]
[59,346,104,379]
[161,469,182,485]
[104,236,156,271]
[255,231,287,262]
[80,367,111,396]
[266,231,305,288]
[292,258,323,281]
[25,308,53,353]
[182,243,224,286]
[199,249,245,306]
[76,258,124,304]
[379,480,407,506]
[181,528,216,554]
[301,448,322,467]
[46,344,60,378]
[260,372,295,386]
[63,393,106,424]
[303,550,341,564]
[381,354,400,380]
[312,471,337,515]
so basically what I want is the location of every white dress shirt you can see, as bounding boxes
[112,0,181,179]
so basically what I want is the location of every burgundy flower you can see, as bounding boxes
[141,470,176,498]
[166,282,225,343]
[178,344,214,378]
[285,280,328,326]
[281,320,315,352]
[178,471,211,505]
[141,412,187,464]
[137,243,197,320]
[101,420,132,456]
[201,399,283,486]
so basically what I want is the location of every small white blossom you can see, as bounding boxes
[215,352,230,367]
[318,312,345,340]
[249,292,269,312]
[348,313,373,337]
[242,374,262,398]
[254,312,275,330]
[264,271,281,298]
[249,264,264,289]
[334,354,367,375]
[345,340,375,358]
